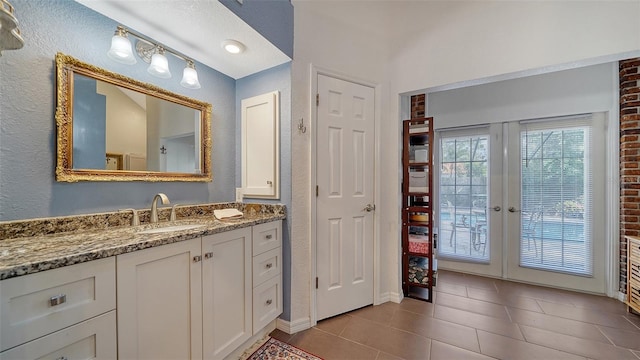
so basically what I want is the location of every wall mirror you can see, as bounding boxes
[55,53,212,182]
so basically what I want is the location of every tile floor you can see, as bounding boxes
[271,270,640,359]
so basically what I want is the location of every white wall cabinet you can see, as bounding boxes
[202,227,252,360]
[241,91,280,199]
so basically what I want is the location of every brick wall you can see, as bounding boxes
[620,58,640,293]
[411,94,425,119]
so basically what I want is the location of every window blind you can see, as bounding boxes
[519,120,593,276]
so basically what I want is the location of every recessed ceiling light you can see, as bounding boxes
[222,39,246,54]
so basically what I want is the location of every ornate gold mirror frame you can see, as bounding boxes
[55,53,212,182]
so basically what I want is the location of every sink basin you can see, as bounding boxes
[137,224,206,234]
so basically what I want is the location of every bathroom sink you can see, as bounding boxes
[137,224,206,234]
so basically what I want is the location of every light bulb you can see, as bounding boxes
[222,39,245,54]
[107,27,136,65]
[180,61,201,89]
[147,48,171,78]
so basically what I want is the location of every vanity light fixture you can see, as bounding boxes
[107,25,201,89]
[222,39,245,54]
[0,0,25,56]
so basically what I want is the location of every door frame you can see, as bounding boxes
[309,65,382,326]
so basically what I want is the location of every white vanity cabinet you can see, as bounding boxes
[251,221,283,334]
[0,257,117,359]
[116,220,282,360]
[202,227,252,360]
[116,238,203,360]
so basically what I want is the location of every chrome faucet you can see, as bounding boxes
[120,208,140,226]
[150,193,170,223]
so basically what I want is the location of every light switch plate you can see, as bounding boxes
[236,188,243,202]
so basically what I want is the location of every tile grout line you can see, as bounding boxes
[593,324,618,347]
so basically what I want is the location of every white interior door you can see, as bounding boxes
[316,74,375,320]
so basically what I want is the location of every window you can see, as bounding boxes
[519,124,592,276]
[439,134,490,262]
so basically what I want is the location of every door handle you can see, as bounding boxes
[492,206,501,212]
[508,207,521,213]
[363,204,376,212]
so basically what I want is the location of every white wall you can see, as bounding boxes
[290,0,393,327]
[428,63,617,129]
[290,0,640,330]
[97,83,146,157]
[388,1,640,93]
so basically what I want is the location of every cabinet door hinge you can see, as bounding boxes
[316,277,319,289]
[316,94,319,106]
[316,185,319,197]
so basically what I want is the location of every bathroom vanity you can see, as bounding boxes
[0,203,284,360]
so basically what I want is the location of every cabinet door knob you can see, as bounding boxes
[265,263,273,269]
[266,234,273,240]
[266,299,273,306]
[50,294,67,307]
[193,255,202,263]
[55,357,68,360]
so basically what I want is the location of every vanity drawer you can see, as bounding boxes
[252,275,282,335]
[252,221,282,255]
[0,311,116,360]
[253,248,281,287]
[0,257,116,351]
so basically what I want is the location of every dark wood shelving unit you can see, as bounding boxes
[402,117,435,302]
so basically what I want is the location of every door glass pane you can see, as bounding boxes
[520,126,592,275]
[439,135,489,262]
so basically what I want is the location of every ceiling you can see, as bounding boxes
[75,0,290,80]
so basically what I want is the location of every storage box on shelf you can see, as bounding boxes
[402,118,435,302]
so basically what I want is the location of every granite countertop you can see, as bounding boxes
[0,210,285,281]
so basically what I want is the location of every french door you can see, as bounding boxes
[436,114,606,293]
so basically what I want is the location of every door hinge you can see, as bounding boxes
[316,277,319,289]
[316,94,319,106]
[316,185,319,197]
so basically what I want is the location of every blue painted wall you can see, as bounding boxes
[0,0,237,220]
[236,62,292,320]
[219,0,294,59]
[1,0,295,322]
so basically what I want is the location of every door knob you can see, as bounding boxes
[508,207,521,213]
[492,206,501,212]
[363,204,376,212]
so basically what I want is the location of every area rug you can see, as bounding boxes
[246,337,323,360]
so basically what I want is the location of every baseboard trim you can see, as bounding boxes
[388,291,403,303]
[276,317,311,334]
